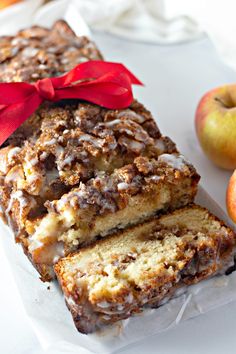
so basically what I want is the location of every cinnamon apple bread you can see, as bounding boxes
[55,205,236,334]
[0,21,199,281]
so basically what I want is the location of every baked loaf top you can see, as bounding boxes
[0,20,102,83]
[55,205,236,334]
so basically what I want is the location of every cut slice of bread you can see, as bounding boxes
[55,205,236,334]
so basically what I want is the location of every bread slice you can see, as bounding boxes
[55,205,236,334]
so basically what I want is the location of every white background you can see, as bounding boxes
[1,31,236,354]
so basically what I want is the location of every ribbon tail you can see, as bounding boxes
[0,94,42,145]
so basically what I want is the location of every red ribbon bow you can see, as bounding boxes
[0,60,142,145]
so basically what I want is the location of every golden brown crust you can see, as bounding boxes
[20,236,55,282]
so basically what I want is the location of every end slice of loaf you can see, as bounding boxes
[55,205,236,334]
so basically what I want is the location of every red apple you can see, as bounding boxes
[226,169,236,223]
[195,84,236,170]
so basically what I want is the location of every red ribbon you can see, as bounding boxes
[0,60,142,145]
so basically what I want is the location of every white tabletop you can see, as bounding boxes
[1,32,236,354]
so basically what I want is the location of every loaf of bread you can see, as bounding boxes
[0,22,199,280]
[55,205,236,334]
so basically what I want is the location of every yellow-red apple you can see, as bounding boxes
[226,169,236,223]
[195,84,236,169]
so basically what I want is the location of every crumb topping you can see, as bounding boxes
[0,20,102,83]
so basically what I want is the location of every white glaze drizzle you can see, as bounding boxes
[159,154,186,170]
